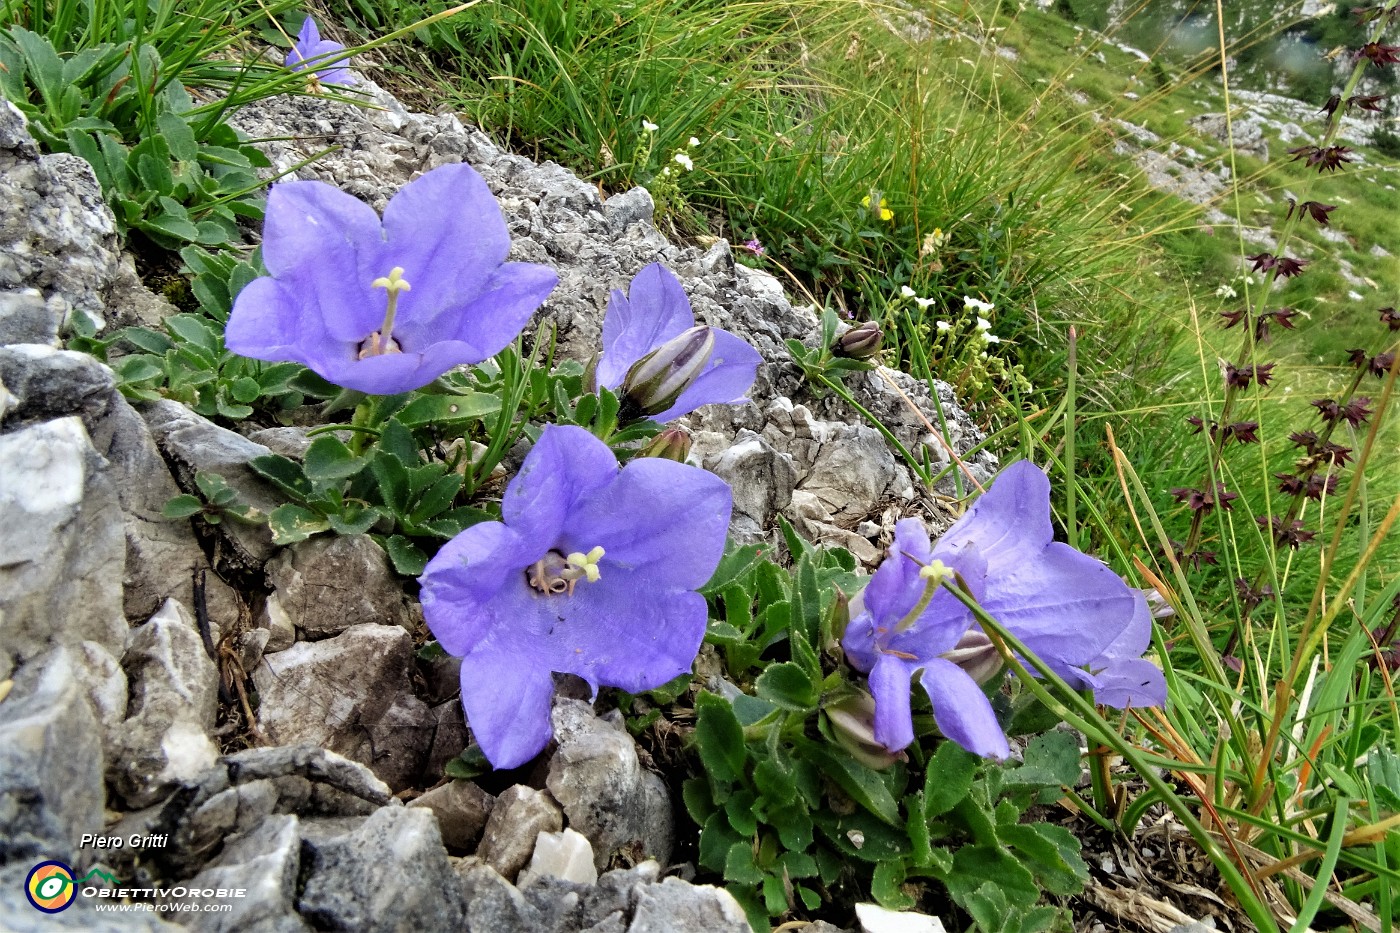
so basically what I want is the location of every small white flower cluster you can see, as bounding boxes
[646,121,701,176]
[964,296,1000,345]
[899,285,936,309]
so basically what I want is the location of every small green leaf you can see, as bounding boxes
[250,454,313,500]
[724,789,759,837]
[114,355,164,384]
[372,454,411,514]
[164,313,222,352]
[699,542,766,596]
[723,842,764,884]
[682,777,717,823]
[946,845,1039,911]
[384,535,428,576]
[161,494,204,519]
[229,376,262,404]
[268,503,330,545]
[803,742,900,826]
[754,662,818,711]
[378,419,419,464]
[1015,730,1082,789]
[304,435,369,483]
[694,692,747,786]
[396,392,502,426]
[444,744,492,780]
[156,111,199,162]
[327,507,380,536]
[870,860,915,910]
[409,473,463,522]
[924,740,978,817]
[997,822,1088,896]
[140,209,199,242]
[698,811,741,872]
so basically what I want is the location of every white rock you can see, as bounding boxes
[518,828,598,887]
[856,902,948,933]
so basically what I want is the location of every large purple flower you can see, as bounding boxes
[594,263,761,421]
[226,165,557,394]
[842,460,1166,760]
[419,425,732,768]
[285,16,353,87]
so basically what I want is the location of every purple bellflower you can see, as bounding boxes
[286,16,354,88]
[842,460,1166,760]
[593,263,761,421]
[419,425,732,769]
[226,165,557,395]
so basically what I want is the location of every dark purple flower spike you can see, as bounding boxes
[419,425,732,768]
[226,165,557,394]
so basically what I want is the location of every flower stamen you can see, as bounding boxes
[527,546,606,596]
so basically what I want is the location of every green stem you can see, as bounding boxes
[942,583,1281,932]
[815,371,931,487]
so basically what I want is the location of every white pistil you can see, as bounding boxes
[891,559,955,635]
[361,266,411,358]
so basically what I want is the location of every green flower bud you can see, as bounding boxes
[825,691,902,770]
[622,325,715,417]
[832,320,883,360]
[940,628,1003,685]
[637,426,693,462]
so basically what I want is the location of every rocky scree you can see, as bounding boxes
[0,70,993,930]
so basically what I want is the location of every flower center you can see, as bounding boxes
[527,546,606,597]
[891,559,955,635]
[359,266,411,359]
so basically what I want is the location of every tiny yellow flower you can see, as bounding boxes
[861,194,894,222]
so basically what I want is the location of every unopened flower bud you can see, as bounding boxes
[638,426,693,462]
[622,325,715,417]
[940,627,1002,685]
[825,691,902,770]
[833,321,883,360]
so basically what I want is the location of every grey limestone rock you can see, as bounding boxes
[264,534,410,639]
[0,101,124,333]
[459,862,545,932]
[603,187,655,232]
[628,877,751,933]
[0,288,59,346]
[113,599,221,808]
[0,343,114,428]
[139,399,281,567]
[90,394,240,634]
[298,806,468,931]
[148,746,391,874]
[0,648,107,864]
[477,785,564,881]
[546,699,673,873]
[408,780,494,851]
[0,416,126,669]
[252,623,429,791]
[172,814,309,932]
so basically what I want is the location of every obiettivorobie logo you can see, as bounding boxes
[24,862,118,913]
